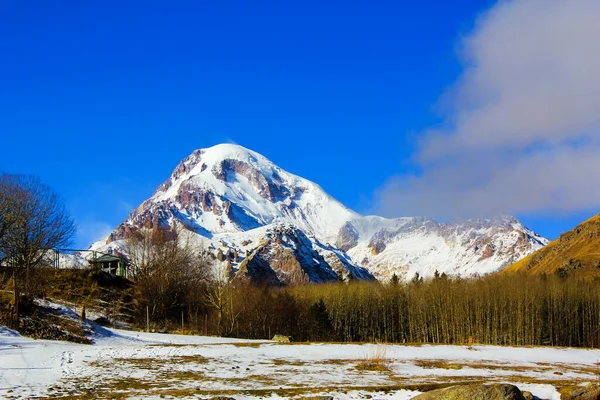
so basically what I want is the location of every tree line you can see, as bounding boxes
[122,229,600,348]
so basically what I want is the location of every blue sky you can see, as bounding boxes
[1,0,598,248]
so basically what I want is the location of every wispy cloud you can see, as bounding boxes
[376,0,600,218]
[118,199,134,214]
[75,220,113,249]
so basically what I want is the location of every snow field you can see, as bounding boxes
[1,325,598,399]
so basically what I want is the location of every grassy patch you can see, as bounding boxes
[111,357,165,370]
[413,360,464,370]
[161,369,206,381]
[355,344,390,372]
[318,359,348,365]
[172,354,210,363]
[272,358,307,366]
[354,361,392,373]
[106,377,160,391]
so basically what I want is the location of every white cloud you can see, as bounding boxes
[75,220,113,249]
[376,0,600,218]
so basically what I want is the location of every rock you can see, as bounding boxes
[412,384,526,400]
[336,222,359,251]
[522,391,534,400]
[272,334,292,343]
[559,384,600,400]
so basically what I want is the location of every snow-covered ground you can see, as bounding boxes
[1,325,599,399]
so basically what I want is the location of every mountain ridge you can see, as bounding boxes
[91,143,548,283]
[502,214,600,279]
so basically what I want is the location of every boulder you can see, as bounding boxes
[522,391,535,400]
[412,384,526,400]
[272,334,292,343]
[559,384,600,400]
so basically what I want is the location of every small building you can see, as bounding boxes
[90,254,128,277]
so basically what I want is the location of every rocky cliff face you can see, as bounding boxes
[92,143,548,284]
[234,224,373,285]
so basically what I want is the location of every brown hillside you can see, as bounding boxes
[503,214,600,279]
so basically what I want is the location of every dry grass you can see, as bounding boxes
[354,361,392,372]
[162,369,206,381]
[171,354,210,363]
[272,358,307,366]
[413,360,464,370]
[355,344,391,372]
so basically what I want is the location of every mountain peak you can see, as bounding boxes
[156,143,276,192]
[202,143,266,162]
[117,143,358,242]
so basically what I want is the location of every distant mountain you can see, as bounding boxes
[338,215,548,281]
[91,143,548,283]
[502,214,600,279]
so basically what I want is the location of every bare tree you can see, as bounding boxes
[0,174,75,317]
[123,225,211,328]
[204,263,232,335]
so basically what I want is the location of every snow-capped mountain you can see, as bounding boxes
[337,215,549,281]
[92,143,548,283]
[107,144,356,244]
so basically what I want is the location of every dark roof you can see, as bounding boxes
[94,254,122,263]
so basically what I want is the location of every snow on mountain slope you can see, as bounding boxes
[91,143,549,283]
[338,215,549,280]
[108,144,357,244]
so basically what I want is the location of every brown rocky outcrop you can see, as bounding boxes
[211,159,290,202]
[559,384,600,400]
[156,149,204,193]
[336,222,359,251]
[412,384,527,400]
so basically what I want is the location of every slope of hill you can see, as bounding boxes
[90,143,548,283]
[503,214,600,279]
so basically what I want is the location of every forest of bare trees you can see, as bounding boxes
[286,274,600,347]
[102,226,600,348]
[125,244,600,348]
